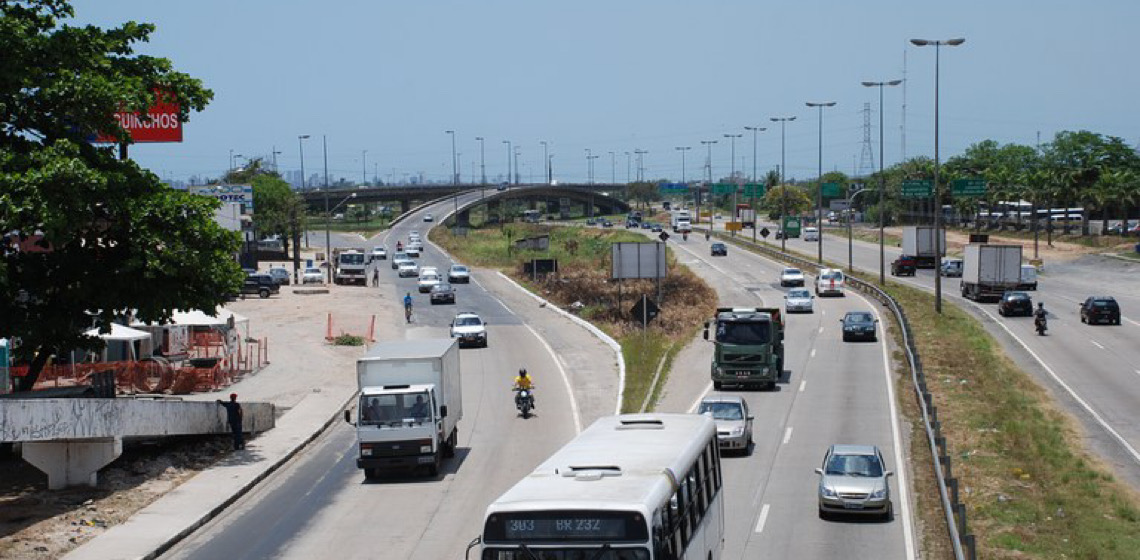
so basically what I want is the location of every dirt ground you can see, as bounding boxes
[0,252,392,559]
[884,225,1124,263]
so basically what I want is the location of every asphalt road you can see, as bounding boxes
[730,217,1140,489]
[163,196,584,560]
[652,233,916,560]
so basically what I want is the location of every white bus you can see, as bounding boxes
[472,414,724,560]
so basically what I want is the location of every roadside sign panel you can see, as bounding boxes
[743,183,766,197]
[94,91,182,143]
[725,221,743,231]
[712,183,737,195]
[829,199,851,211]
[611,242,667,279]
[821,182,842,197]
[901,179,933,198]
[191,184,255,211]
[952,178,987,198]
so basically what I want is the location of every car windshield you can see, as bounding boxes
[452,266,467,273]
[340,253,365,264]
[846,313,873,324]
[433,284,451,292]
[716,320,770,344]
[373,247,384,252]
[455,316,482,327]
[788,289,811,299]
[698,401,745,420]
[825,453,884,477]
[1092,300,1116,308]
[1005,292,1029,300]
[784,269,802,276]
[359,391,431,426]
[821,271,843,281]
[421,274,439,281]
[305,268,320,274]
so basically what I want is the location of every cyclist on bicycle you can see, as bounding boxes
[403,292,414,322]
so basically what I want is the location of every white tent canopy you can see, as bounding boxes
[130,307,248,329]
[84,323,151,342]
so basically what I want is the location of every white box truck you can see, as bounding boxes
[346,338,462,478]
[961,244,1023,301]
[901,226,947,269]
[671,210,692,232]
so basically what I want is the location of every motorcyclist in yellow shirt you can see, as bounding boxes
[513,368,534,409]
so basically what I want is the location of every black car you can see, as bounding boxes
[601,220,614,228]
[650,224,663,233]
[997,291,1033,317]
[891,255,917,276]
[242,274,280,299]
[840,311,878,342]
[641,222,652,229]
[710,242,728,256]
[430,283,456,305]
[1080,296,1121,325]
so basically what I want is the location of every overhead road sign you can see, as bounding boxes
[711,183,737,195]
[658,182,690,193]
[901,179,933,199]
[821,182,842,198]
[743,183,766,197]
[952,178,987,198]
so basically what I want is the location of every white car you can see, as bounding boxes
[803,227,819,242]
[423,213,434,222]
[405,245,422,258]
[419,266,439,278]
[784,288,815,313]
[779,267,805,287]
[815,268,846,297]
[397,261,419,278]
[391,252,411,269]
[450,312,488,348]
[370,246,386,261]
[418,272,442,293]
[448,264,471,283]
[302,267,324,284]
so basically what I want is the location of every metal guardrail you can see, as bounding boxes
[712,230,974,560]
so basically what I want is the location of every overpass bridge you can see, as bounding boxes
[300,183,629,216]
[0,398,274,488]
[442,185,631,227]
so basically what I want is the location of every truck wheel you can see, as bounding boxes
[364,468,379,480]
[713,381,723,390]
[427,461,439,477]
[443,430,457,458]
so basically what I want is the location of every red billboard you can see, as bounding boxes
[95,93,182,143]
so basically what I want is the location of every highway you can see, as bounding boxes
[164,194,591,560]
[726,217,1140,488]
[653,232,916,559]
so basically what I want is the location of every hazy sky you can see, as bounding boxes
[70,0,1140,185]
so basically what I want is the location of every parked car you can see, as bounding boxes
[815,444,893,520]
[397,261,419,278]
[784,288,814,314]
[370,246,387,261]
[430,283,456,304]
[710,242,728,256]
[940,258,963,277]
[997,291,1034,317]
[816,268,846,297]
[890,254,917,277]
[302,267,324,284]
[418,272,442,293]
[779,267,805,287]
[267,267,290,286]
[840,311,878,342]
[448,264,471,283]
[449,312,488,348]
[242,274,279,299]
[1079,296,1121,325]
[697,395,753,455]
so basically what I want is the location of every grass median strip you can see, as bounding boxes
[431,224,715,413]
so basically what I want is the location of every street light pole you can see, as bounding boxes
[297,134,310,272]
[476,136,486,198]
[724,133,743,235]
[446,130,457,185]
[585,149,593,184]
[911,37,965,314]
[540,141,549,184]
[862,79,903,284]
[770,116,796,251]
[635,150,648,182]
[322,135,332,282]
[608,151,616,184]
[675,146,691,184]
[502,140,512,185]
[744,127,765,242]
[700,140,717,228]
[806,101,836,264]
[362,150,367,185]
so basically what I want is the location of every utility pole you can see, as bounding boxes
[362,149,368,185]
[806,101,836,264]
[770,116,796,252]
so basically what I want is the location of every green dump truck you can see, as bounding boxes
[704,307,785,390]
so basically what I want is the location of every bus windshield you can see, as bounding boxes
[482,547,649,559]
[715,320,770,344]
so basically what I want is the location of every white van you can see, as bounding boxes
[1019,264,1038,290]
[803,227,820,242]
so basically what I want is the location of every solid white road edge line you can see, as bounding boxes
[799,379,807,393]
[867,303,917,560]
[810,348,816,358]
[523,322,582,434]
[1091,340,1105,349]
[688,381,715,414]
[496,271,626,416]
[753,504,771,534]
[782,427,793,445]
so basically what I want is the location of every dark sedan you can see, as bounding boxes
[997,291,1034,317]
[710,242,728,256]
[1080,296,1121,325]
[840,311,878,342]
[890,254,917,277]
[430,283,456,304]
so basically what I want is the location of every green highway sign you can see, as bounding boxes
[821,182,841,198]
[744,183,766,197]
[712,183,737,195]
[901,179,933,198]
[952,178,987,198]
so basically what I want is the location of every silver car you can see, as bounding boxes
[779,267,805,287]
[697,395,753,455]
[815,444,893,520]
[784,288,814,313]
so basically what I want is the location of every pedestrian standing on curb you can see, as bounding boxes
[216,393,244,450]
[372,267,379,287]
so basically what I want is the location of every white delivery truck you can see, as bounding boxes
[901,226,947,269]
[347,338,462,478]
[333,248,368,285]
[961,244,1023,301]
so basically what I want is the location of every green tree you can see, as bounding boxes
[0,1,240,390]
[761,185,812,218]
[626,181,660,208]
[1042,131,1139,235]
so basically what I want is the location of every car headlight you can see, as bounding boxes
[820,485,837,498]
[871,487,888,500]
[715,367,725,375]
[844,326,854,331]
[731,427,744,436]
[759,367,769,374]
[420,445,432,453]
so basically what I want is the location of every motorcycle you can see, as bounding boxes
[1034,314,1047,336]
[682,232,689,241]
[514,387,534,418]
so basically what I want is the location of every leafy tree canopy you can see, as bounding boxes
[0,0,241,389]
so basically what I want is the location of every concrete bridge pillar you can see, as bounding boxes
[400,199,411,214]
[22,437,123,490]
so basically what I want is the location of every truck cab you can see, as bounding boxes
[352,384,452,477]
[704,307,784,390]
[334,249,367,285]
